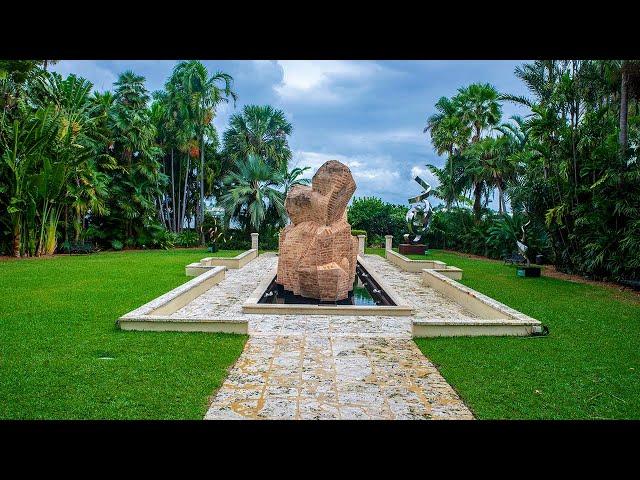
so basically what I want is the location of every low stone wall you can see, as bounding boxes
[385,249,463,279]
[117,266,247,333]
[422,269,541,333]
[186,249,258,276]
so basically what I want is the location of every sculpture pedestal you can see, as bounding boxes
[399,244,426,255]
[516,266,541,277]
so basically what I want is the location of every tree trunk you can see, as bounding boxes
[619,67,629,152]
[181,155,190,231]
[199,135,205,245]
[473,182,482,220]
[12,219,21,258]
[171,148,176,232]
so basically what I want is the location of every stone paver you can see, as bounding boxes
[190,253,474,420]
[205,334,473,420]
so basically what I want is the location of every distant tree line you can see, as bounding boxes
[0,60,308,256]
[423,61,640,281]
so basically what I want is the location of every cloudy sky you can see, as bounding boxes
[52,60,532,206]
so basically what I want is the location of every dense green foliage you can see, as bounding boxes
[424,61,640,280]
[0,249,247,419]
[0,61,306,256]
[364,248,640,419]
[347,196,408,247]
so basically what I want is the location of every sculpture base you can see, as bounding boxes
[516,266,541,278]
[399,244,427,255]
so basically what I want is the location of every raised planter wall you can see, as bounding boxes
[186,249,258,276]
[385,249,462,279]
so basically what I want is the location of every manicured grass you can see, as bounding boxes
[367,247,640,419]
[0,249,248,419]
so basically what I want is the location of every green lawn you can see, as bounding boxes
[4,247,639,419]
[366,247,640,419]
[0,248,247,419]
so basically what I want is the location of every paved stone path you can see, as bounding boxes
[198,254,474,420]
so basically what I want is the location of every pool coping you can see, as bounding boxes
[241,255,414,316]
[117,266,248,334]
[413,268,542,337]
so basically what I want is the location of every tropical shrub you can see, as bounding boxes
[176,230,199,248]
[347,196,407,247]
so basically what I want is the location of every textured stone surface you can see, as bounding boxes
[277,160,358,301]
[192,253,477,420]
[204,335,473,420]
[171,253,481,329]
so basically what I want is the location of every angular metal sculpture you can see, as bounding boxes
[405,176,433,244]
[517,219,532,267]
[277,160,358,302]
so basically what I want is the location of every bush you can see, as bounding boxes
[217,229,250,250]
[348,196,407,247]
[423,206,552,261]
[176,230,199,248]
[111,239,123,251]
[351,229,367,237]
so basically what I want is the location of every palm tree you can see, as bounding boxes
[109,71,163,239]
[425,96,472,206]
[281,165,310,198]
[223,105,293,170]
[219,154,286,232]
[453,83,503,218]
[170,61,237,242]
[457,83,502,143]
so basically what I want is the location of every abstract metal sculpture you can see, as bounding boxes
[517,219,532,267]
[405,176,433,244]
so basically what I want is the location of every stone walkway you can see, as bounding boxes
[200,253,474,420]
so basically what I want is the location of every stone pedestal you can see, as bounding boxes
[357,235,366,255]
[277,160,358,302]
[399,244,427,255]
[251,233,259,250]
[385,235,394,251]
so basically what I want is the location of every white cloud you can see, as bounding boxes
[292,150,412,203]
[410,165,440,189]
[274,60,383,103]
[51,61,118,92]
[338,128,428,149]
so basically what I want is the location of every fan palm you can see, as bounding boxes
[223,105,293,170]
[457,83,502,142]
[219,154,286,232]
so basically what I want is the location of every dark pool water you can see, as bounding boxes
[258,262,394,306]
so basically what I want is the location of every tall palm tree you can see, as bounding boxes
[170,61,237,242]
[219,154,286,232]
[457,83,502,142]
[453,83,503,218]
[109,71,163,239]
[425,96,472,206]
[223,105,293,170]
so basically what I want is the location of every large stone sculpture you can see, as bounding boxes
[277,160,358,302]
